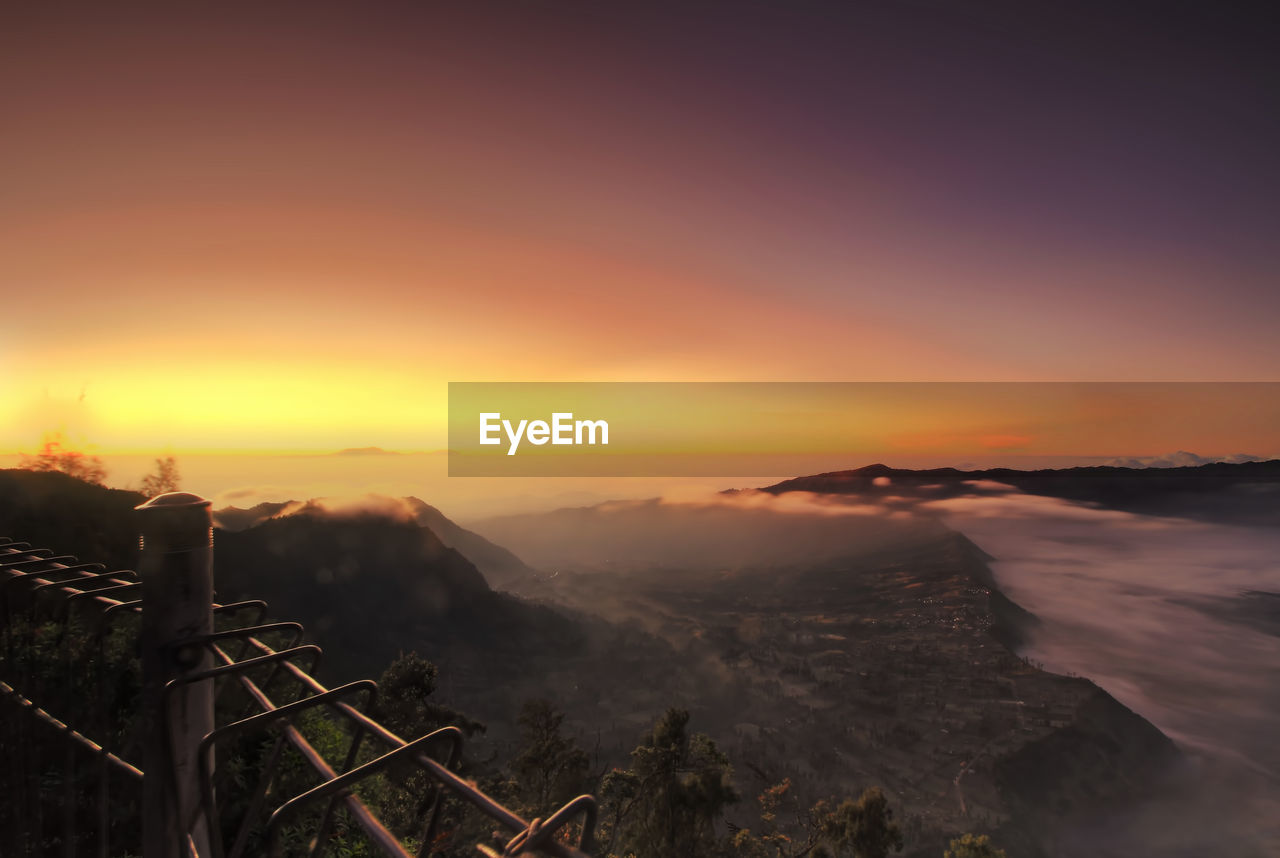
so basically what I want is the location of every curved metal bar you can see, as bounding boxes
[0,550,59,566]
[160,646,323,855]
[196,680,376,858]
[265,726,465,858]
[0,680,142,780]
[2,536,598,858]
[187,622,306,703]
[209,638,383,744]
[183,622,305,649]
[2,563,105,599]
[163,644,323,693]
[34,569,136,596]
[212,600,270,624]
[204,648,410,858]
[512,795,598,855]
[230,636,593,857]
[64,582,142,604]
[96,599,145,636]
[209,601,273,684]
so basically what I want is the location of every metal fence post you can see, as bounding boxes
[137,492,215,858]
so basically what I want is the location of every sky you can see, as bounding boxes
[3,1,1279,464]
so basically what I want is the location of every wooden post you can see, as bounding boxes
[136,492,215,858]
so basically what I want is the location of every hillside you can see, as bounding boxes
[211,509,684,736]
[0,469,144,570]
[214,496,537,589]
[761,460,1280,526]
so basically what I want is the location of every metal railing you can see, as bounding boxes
[0,493,597,858]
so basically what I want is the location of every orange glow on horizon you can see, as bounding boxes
[4,5,1278,465]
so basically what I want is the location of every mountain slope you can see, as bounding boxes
[214,496,538,589]
[761,460,1280,525]
[212,511,583,690]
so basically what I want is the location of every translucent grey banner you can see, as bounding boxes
[447,382,1280,477]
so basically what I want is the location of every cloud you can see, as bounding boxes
[685,489,891,517]
[961,478,1019,492]
[275,494,421,522]
[213,489,428,526]
[926,490,1280,789]
[925,493,1138,522]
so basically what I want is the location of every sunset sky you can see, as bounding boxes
[3,1,1278,462]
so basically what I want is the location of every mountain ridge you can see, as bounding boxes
[214,495,538,590]
[761,459,1280,526]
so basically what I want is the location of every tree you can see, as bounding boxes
[18,432,106,485]
[599,765,641,856]
[510,699,590,815]
[140,456,181,496]
[731,781,905,858]
[816,787,903,858]
[944,833,1006,858]
[730,778,829,858]
[602,707,738,858]
[364,652,485,851]
[754,779,806,856]
[374,651,484,740]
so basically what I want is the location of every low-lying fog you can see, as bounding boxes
[471,490,940,572]
[475,482,1280,853]
[926,487,1280,775]
[920,484,1280,851]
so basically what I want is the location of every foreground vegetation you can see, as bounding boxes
[0,596,998,858]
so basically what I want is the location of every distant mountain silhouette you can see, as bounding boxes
[762,459,1280,525]
[213,500,293,531]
